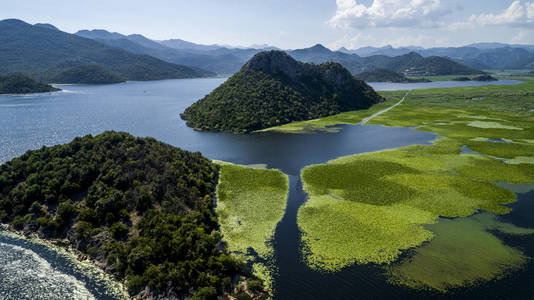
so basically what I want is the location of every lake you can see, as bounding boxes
[0,78,531,299]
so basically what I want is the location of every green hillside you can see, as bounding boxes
[0,19,214,82]
[51,64,125,84]
[181,51,383,133]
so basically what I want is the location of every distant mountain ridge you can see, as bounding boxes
[181,50,383,133]
[288,45,482,76]
[74,28,489,76]
[0,19,214,82]
[344,44,534,69]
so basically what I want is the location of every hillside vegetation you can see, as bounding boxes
[51,64,125,84]
[0,19,214,82]
[0,132,257,299]
[0,74,60,94]
[182,50,383,133]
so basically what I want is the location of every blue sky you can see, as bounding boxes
[1,0,533,49]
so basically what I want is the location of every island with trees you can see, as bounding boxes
[0,74,60,94]
[181,50,383,133]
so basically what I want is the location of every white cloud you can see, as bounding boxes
[328,32,447,49]
[328,0,451,28]
[456,1,534,28]
[510,29,534,44]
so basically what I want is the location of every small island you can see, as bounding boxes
[452,75,498,82]
[51,64,125,84]
[0,74,60,94]
[472,75,498,81]
[181,50,383,133]
[356,68,430,83]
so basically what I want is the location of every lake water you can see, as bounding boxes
[0,78,531,299]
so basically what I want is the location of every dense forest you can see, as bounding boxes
[51,64,125,84]
[0,132,264,299]
[355,68,430,83]
[0,74,60,94]
[0,19,214,82]
[182,50,383,133]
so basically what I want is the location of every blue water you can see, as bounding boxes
[0,78,530,299]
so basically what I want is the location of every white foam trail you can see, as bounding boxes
[0,242,95,300]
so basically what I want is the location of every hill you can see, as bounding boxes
[0,74,60,94]
[0,132,265,299]
[181,51,383,133]
[51,64,125,84]
[355,68,430,83]
[0,19,214,82]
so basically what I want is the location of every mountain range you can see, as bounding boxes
[2,18,532,84]
[0,19,213,82]
[343,44,534,70]
[74,29,483,76]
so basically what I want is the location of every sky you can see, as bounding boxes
[1,0,533,49]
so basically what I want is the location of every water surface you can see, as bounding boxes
[0,78,531,299]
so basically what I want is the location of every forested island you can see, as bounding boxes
[355,68,430,83]
[452,75,498,82]
[0,132,266,299]
[0,74,60,94]
[181,50,383,133]
[51,64,125,84]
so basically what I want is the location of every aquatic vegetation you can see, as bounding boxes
[296,78,534,287]
[298,137,533,270]
[216,162,288,294]
[298,195,435,271]
[386,213,534,292]
[467,121,523,130]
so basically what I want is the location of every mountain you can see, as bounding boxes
[0,74,60,94]
[355,68,429,83]
[346,44,534,69]
[181,50,383,133]
[0,19,214,82]
[76,29,259,74]
[50,64,125,84]
[287,45,481,76]
[75,29,126,40]
[0,131,265,299]
[158,38,222,51]
[34,23,59,31]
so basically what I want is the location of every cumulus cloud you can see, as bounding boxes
[454,1,534,28]
[328,0,451,28]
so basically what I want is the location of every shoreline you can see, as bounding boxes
[0,224,129,300]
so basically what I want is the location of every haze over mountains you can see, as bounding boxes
[1,18,533,84]
[343,44,534,70]
[0,19,213,82]
[74,29,484,76]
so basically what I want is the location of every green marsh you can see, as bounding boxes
[296,78,534,289]
[215,162,289,295]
